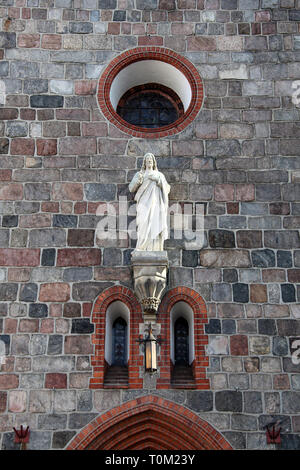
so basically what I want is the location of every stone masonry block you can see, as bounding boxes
[0,284,18,301]
[29,390,52,413]
[0,374,19,390]
[250,284,268,303]
[187,36,216,51]
[45,373,67,389]
[244,391,263,413]
[220,123,253,139]
[39,283,70,302]
[94,390,121,411]
[30,95,64,108]
[207,336,229,355]
[258,319,277,335]
[8,390,27,413]
[230,335,248,355]
[11,139,35,156]
[200,250,251,268]
[252,249,275,268]
[265,231,300,249]
[216,36,243,51]
[84,183,116,201]
[48,335,63,355]
[186,391,213,412]
[237,231,262,248]
[32,356,75,373]
[99,0,117,7]
[0,33,16,49]
[52,431,76,449]
[57,248,100,266]
[215,184,235,201]
[36,139,57,156]
[71,319,94,334]
[212,284,231,301]
[37,414,67,430]
[244,357,260,373]
[215,391,242,412]
[52,183,83,201]
[282,392,300,414]
[60,138,96,156]
[249,336,270,355]
[64,336,93,354]
[54,391,76,413]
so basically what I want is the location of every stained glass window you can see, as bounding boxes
[117,84,184,129]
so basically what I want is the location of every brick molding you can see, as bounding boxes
[89,285,143,389]
[66,394,232,450]
[157,287,210,390]
[97,47,204,138]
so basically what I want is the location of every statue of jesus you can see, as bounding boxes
[129,153,170,251]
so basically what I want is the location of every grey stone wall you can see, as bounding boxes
[0,0,300,450]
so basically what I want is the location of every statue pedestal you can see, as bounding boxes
[131,250,168,322]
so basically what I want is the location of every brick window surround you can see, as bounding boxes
[66,395,232,450]
[97,47,204,139]
[89,286,143,389]
[157,287,210,390]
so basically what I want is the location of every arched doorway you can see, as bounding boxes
[66,395,232,450]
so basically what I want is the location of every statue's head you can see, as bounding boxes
[142,152,157,171]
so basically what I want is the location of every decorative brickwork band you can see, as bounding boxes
[157,287,210,390]
[89,286,143,389]
[97,47,204,139]
[66,395,232,450]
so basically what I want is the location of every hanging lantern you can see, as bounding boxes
[144,326,157,372]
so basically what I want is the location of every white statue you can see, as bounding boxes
[129,153,170,251]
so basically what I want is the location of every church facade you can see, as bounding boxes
[0,0,300,450]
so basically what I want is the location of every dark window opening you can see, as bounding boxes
[174,317,189,366]
[112,317,127,366]
[117,83,184,129]
[171,316,194,388]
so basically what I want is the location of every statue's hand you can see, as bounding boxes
[149,173,159,182]
[138,172,144,183]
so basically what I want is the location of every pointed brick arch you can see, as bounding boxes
[66,395,232,450]
[157,287,209,389]
[89,285,143,389]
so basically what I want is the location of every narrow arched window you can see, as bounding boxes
[170,301,195,388]
[112,317,127,366]
[174,317,189,366]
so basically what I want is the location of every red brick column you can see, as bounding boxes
[157,287,210,390]
[89,286,143,389]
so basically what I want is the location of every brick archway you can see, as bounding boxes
[66,395,232,450]
[89,285,143,389]
[157,287,209,389]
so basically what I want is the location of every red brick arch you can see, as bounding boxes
[157,287,209,389]
[89,285,143,389]
[66,395,232,450]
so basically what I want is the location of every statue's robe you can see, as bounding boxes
[129,170,170,251]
